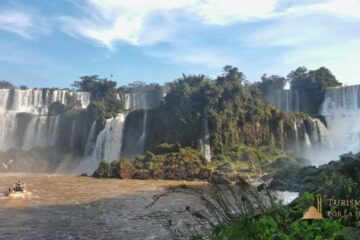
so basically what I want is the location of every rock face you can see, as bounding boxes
[117,160,137,179]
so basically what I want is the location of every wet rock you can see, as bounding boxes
[133,170,152,180]
[211,171,230,185]
[93,160,112,178]
[118,159,137,179]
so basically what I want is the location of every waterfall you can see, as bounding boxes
[136,111,147,153]
[304,133,311,148]
[84,121,97,157]
[93,114,126,161]
[320,84,360,160]
[264,89,299,112]
[0,88,90,152]
[293,118,332,165]
[77,114,126,173]
[0,113,18,151]
[69,120,76,148]
[294,121,299,155]
[22,116,60,150]
[202,109,211,162]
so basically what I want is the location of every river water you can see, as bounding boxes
[0,174,207,240]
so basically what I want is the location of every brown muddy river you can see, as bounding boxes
[0,174,208,240]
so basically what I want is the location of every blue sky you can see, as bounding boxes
[0,0,359,88]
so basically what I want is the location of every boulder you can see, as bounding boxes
[211,171,230,185]
[93,160,112,178]
[117,159,137,179]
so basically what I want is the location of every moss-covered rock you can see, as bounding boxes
[117,159,137,179]
[134,145,207,180]
[92,160,112,178]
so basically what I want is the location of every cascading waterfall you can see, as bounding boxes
[78,114,126,173]
[123,92,150,156]
[22,116,60,151]
[202,109,211,162]
[264,89,299,112]
[293,121,299,155]
[321,84,360,160]
[84,121,97,157]
[69,121,76,149]
[136,111,147,153]
[293,117,331,165]
[0,89,90,152]
[0,112,18,151]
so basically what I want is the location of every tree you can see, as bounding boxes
[288,67,341,114]
[72,75,121,118]
[72,75,117,101]
[257,74,287,97]
[0,80,14,89]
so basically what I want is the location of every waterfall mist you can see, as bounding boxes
[0,89,91,172]
[319,85,360,162]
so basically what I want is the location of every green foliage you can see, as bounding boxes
[257,74,287,97]
[72,75,121,118]
[288,67,341,114]
[211,206,350,240]
[211,144,291,173]
[134,145,208,180]
[146,66,304,156]
[0,80,14,89]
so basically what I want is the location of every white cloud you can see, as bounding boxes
[193,0,278,25]
[59,0,281,48]
[306,0,360,18]
[0,9,49,38]
[58,0,197,49]
[243,0,360,83]
[57,0,360,83]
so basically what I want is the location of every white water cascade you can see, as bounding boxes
[84,121,97,157]
[293,118,332,165]
[264,89,300,112]
[202,109,211,162]
[321,84,360,160]
[123,92,151,157]
[78,114,126,173]
[0,89,90,152]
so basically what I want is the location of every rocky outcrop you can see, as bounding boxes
[92,160,112,178]
[117,159,137,179]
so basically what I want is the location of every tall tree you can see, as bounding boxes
[0,80,14,89]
